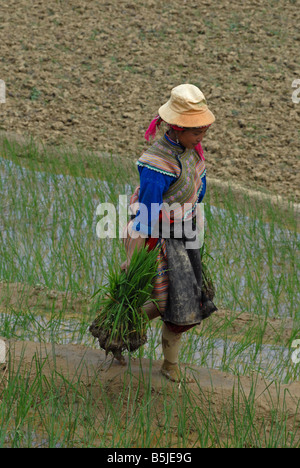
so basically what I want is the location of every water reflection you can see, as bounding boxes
[0,156,299,318]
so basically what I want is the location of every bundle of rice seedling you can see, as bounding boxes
[89,245,159,363]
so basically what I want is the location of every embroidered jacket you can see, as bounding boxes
[131,133,206,235]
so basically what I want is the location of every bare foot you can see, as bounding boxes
[160,361,195,383]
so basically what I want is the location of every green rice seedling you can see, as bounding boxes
[1,138,299,447]
[89,245,159,363]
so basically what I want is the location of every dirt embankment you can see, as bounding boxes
[0,0,299,447]
[0,281,299,447]
[1,334,299,447]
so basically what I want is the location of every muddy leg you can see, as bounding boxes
[161,322,194,383]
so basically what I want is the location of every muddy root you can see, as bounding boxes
[89,319,147,362]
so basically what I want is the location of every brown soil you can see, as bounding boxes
[0,0,299,201]
[0,281,299,447]
[0,0,299,447]
[1,335,299,447]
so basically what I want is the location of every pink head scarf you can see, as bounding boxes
[144,114,210,161]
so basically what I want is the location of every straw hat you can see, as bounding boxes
[158,84,215,128]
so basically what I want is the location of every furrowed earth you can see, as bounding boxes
[0,0,299,447]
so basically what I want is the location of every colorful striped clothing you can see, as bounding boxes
[124,132,207,319]
[132,132,206,235]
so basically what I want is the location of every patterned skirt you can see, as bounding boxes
[123,188,217,333]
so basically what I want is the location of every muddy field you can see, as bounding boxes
[0,283,299,447]
[0,0,299,201]
[0,0,299,448]
[1,335,300,447]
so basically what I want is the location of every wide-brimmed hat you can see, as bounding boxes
[158,84,215,128]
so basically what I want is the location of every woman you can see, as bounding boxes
[122,84,217,383]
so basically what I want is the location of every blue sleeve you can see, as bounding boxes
[132,167,174,235]
[198,175,206,203]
